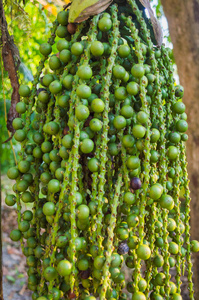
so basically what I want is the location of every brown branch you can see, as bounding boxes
[0,147,2,300]
[0,0,20,134]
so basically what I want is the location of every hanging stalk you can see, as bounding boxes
[100,172,123,300]
[96,4,120,254]
[181,144,194,299]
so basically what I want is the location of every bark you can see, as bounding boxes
[0,1,20,298]
[161,0,199,297]
[0,2,4,298]
[0,148,2,300]
[0,0,20,134]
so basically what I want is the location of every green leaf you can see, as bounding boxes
[6,275,16,283]
[69,0,112,23]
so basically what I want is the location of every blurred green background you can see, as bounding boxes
[0,1,60,173]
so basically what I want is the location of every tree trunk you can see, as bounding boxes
[0,143,2,300]
[161,0,199,297]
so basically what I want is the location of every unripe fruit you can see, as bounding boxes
[71,42,84,56]
[48,179,60,193]
[16,102,26,114]
[149,184,163,200]
[137,244,151,260]
[75,105,90,121]
[43,202,55,216]
[57,10,68,25]
[91,41,104,56]
[49,80,62,94]
[39,43,52,56]
[98,17,112,32]
[6,5,196,299]
[57,260,72,276]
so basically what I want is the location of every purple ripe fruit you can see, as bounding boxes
[130,177,142,190]
[118,241,129,255]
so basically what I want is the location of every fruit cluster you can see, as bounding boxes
[6,0,199,299]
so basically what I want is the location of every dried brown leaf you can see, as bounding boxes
[8,291,15,299]
[139,0,163,47]
[72,0,113,23]
[19,284,27,295]
[3,266,9,276]
[7,246,21,256]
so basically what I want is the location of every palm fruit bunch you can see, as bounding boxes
[6,0,199,299]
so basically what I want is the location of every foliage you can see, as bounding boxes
[0,1,56,174]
